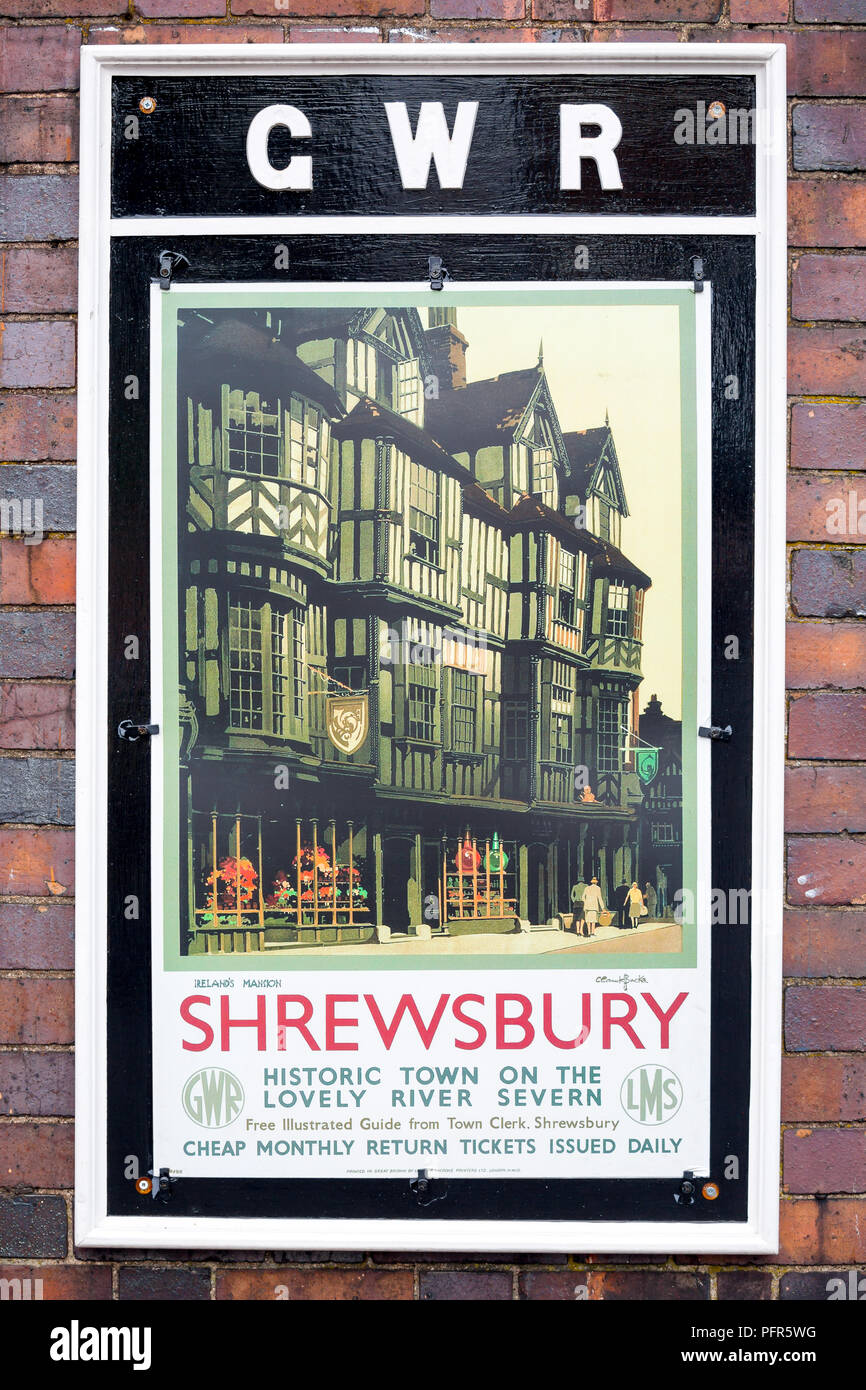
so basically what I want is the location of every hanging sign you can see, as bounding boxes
[76,43,786,1254]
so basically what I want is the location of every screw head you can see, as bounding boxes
[139,96,156,115]
[135,1177,152,1195]
[707,101,726,121]
[702,1181,720,1201]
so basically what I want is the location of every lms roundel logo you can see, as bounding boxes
[620,1065,683,1126]
[182,1068,245,1128]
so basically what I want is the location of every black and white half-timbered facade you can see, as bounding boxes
[177,302,662,954]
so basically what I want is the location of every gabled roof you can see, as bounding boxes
[562,425,629,516]
[562,427,610,492]
[461,479,511,524]
[425,366,541,455]
[180,316,345,419]
[332,395,467,480]
[508,494,651,589]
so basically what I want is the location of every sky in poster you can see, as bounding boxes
[458,304,683,721]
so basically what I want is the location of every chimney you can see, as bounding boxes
[425,306,468,391]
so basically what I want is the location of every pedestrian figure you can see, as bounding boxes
[615,880,631,929]
[627,881,647,929]
[644,880,658,919]
[570,877,588,934]
[582,877,605,937]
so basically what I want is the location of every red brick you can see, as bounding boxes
[726,31,866,99]
[792,255,866,323]
[0,1194,66,1256]
[0,614,75,680]
[0,394,75,462]
[790,181,866,248]
[0,538,76,605]
[216,1268,414,1299]
[118,1266,212,1300]
[518,1270,590,1299]
[784,1127,866,1193]
[0,26,80,93]
[596,0,720,14]
[791,404,866,470]
[0,1051,74,1116]
[788,834,866,906]
[0,978,74,1045]
[0,902,75,970]
[88,22,285,41]
[0,325,75,392]
[789,326,866,396]
[786,766,866,834]
[234,0,416,13]
[782,1055,866,1121]
[0,1120,73,1189]
[794,103,866,173]
[137,0,227,14]
[716,1271,774,1299]
[287,24,382,38]
[789,694,866,761]
[420,1269,512,1299]
[532,0,591,17]
[430,0,524,15]
[0,0,122,11]
[791,549,866,619]
[795,0,866,17]
[786,622,866,688]
[779,1198,866,1262]
[390,23,550,36]
[784,907,866,977]
[0,250,77,317]
[0,684,74,752]
[0,96,78,164]
[786,985,866,1050]
[588,24,678,35]
[0,1264,110,1298]
[0,176,78,242]
[730,0,788,17]
[588,1271,709,1299]
[0,827,74,896]
[788,475,866,543]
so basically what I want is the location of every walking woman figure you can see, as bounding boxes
[627,881,646,930]
[582,877,605,938]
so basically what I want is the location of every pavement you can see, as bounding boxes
[268,916,680,958]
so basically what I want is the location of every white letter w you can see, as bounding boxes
[384,101,478,189]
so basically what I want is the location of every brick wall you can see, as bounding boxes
[1,1,864,1302]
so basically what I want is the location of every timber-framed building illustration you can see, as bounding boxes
[174,302,679,955]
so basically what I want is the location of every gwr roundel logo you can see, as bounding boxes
[182,1068,245,1128]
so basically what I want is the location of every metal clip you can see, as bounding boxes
[118,719,160,742]
[428,255,451,292]
[691,256,705,294]
[674,1170,696,1207]
[698,724,732,742]
[410,1167,447,1208]
[156,250,189,290]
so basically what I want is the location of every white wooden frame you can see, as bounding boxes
[76,42,787,1253]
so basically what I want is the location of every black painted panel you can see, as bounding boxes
[110,76,757,220]
[105,233,754,1227]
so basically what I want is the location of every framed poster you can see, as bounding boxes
[76,43,787,1253]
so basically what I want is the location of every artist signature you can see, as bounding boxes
[594,973,648,990]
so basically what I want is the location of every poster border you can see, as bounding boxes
[75,42,786,1253]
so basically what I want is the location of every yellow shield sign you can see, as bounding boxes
[326,694,369,755]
